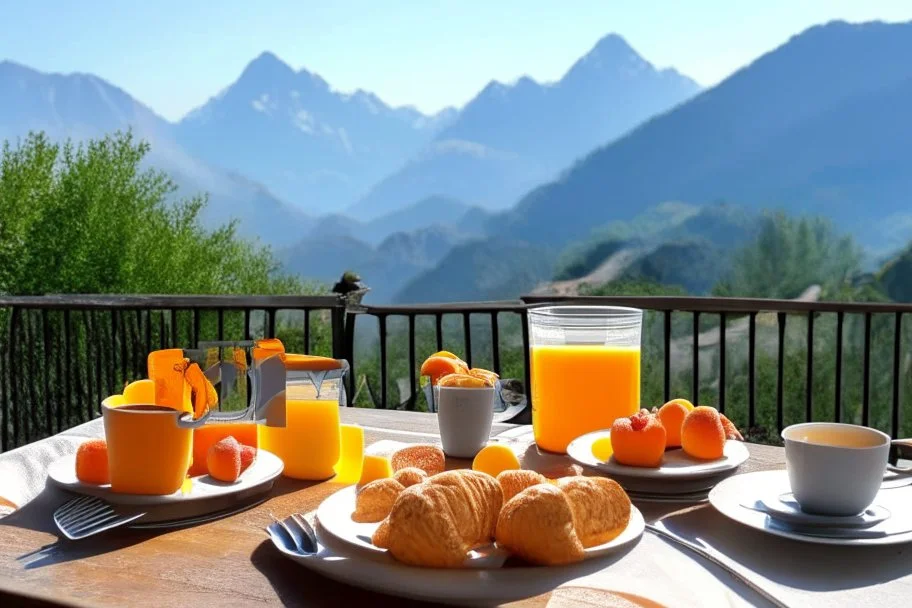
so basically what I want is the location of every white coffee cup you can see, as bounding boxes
[435,386,495,459]
[782,422,890,516]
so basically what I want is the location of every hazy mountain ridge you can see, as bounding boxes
[176,52,451,213]
[493,20,912,250]
[347,34,701,220]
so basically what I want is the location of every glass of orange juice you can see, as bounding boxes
[528,306,642,453]
[258,354,362,481]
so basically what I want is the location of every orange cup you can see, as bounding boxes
[102,402,196,495]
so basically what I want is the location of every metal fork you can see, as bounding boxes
[53,495,146,540]
[266,513,318,555]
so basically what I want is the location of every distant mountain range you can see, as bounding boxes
[493,20,912,251]
[176,52,454,213]
[347,34,701,220]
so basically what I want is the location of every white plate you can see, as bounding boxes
[316,485,644,567]
[709,470,912,546]
[567,430,749,480]
[46,449,284,506]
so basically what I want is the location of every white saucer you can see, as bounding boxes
[710,470,912,546]
[47,449,284,506]
[315,485,644,567]
[567,430,749,480]
[751,493,890,529]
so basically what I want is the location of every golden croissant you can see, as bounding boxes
[495,476,630,566]
[371,469,503,568]
[352,478,405,523]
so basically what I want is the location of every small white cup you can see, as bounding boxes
[435,386,495,459]
[782,422,890,516]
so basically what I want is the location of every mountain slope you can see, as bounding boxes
[348,34,700,220]
[495,20,912,249]
[176,52,449,213]
[0,60,311,246]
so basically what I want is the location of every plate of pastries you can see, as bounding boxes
[316,443,644,569]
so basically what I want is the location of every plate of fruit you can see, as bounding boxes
[567,399,748,480]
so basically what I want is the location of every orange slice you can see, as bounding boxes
[472,444,520,477]
[184,362,218,420]
[123,379,155,405]
[147,349,192,413]
[420,356,469,385]
[437,373,493,388]
[283,354,343,372]
[253,338,285,362]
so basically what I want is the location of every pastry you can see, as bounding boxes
[352,478,405,523]
[393,466,427,488]
[496,469,548,502]
[372,469,503,568]
[495,476,632,565]
[495,484,586,566]
[390,444,445,476]
[555,476,631,547]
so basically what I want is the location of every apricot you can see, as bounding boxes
[657,400,690,448]
[436,373,493,388]
[610,411,666,467]
[239,444,257,473]
[419,356,468,385]
[207,436,241,482]
[720,414,744,441]
[663,398,695,412]
[75,439,110,485]
[472,444,520,478]
[358,454,393,487]
[681,406,726,460]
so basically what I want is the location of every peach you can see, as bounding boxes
[657,400,690,448]
[610,411,666,467]
[75,439,110,485]
[207,436,241,482]
[681,406,726,460]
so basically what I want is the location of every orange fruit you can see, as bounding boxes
[657,400,690,448]
[207,436,241,482]
[663,398,694,412]
[720,414,744,441]
[610,411,666,467]
[468,368,499,385]
[75,439,110,485]
[431,350,466,364]
[436,373,493,388]
[123,379,155,404]
[239,445,257,473]
[419,356,468,385]
[184,362,218,420]
[681,406,726,460]
[472,444,520,478]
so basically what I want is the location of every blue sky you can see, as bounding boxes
[2,1,911,122]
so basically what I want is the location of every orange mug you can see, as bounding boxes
[102,399,208,495]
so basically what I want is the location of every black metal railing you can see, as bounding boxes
[2,293,911,452]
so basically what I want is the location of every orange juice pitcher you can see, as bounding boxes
[257,352,363,481]
[528,306,643,454]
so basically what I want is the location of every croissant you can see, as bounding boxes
[497,469,548,502]
[371,469,503,568]
[393,466,427,487]
[352,478,404,523]
[495,476,631,565]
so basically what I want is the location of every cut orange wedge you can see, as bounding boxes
[420,356,469,385]
[148,349,192,413]
[437,373,493,388]
[184,362,218,420]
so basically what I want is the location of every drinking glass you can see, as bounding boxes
[528,305,642,453]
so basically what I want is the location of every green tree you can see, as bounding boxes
[0,131,311,296]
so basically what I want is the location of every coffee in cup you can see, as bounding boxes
[782,422,890,516]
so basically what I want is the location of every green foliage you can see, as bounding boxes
[714,212,862,299]
[0,131,311,296]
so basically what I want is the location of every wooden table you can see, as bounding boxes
[0,409,788,607]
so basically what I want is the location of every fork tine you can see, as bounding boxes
[270,513,306,554]
[58,499,110,525]
[54,496,146,540]
[290,513,318,551]
[56,495,96,519]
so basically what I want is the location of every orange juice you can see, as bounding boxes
[189,421,258,476]
[258,399,340,480]
[531,344,640,453]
